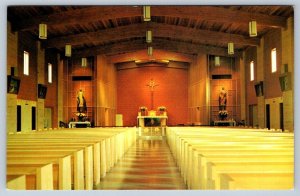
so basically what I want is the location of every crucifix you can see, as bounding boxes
[146,78,159,110]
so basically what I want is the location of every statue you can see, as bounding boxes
[219,87,227,111]
[77,89,87,113]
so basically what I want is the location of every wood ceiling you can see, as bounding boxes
[7,5,294,58]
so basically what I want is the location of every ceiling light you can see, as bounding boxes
[39,23,47,39]
[215,56,220,66]
[148,46,153,56]
[228,42,234,55]
[146,30,152,43]
[65,44,72,57]
[82,58,87,67]
[143,6,151,22]
[249,20,257,37]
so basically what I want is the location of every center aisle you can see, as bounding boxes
[96,138,187,190]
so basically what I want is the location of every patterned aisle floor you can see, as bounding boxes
[96,138,187,190]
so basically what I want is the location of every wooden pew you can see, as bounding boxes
[166,127,294,190]
[207,161,293,189]
[218,171,293,190]
[6,127,137,190]
[7,175,26,190]
[7,155,72,190]
[7,163,53,190]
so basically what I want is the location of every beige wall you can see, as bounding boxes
[265,97,283,130]
[7,22,18,133]
[37,41,45,130]
[17,99,37,132]
[281,17,294,132]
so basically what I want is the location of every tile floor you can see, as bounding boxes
[96,138,187,190]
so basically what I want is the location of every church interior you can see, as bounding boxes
[6,5,294,190]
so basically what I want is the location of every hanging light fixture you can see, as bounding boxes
[143,6,151,21]
[148,46,153,56]
[249,20,257,37]
[39,23,47,39]
[65,44,72,57]
[146,30,152,43]
[215,56,220,66]
[228,42,234,55]
[81,58,87,67]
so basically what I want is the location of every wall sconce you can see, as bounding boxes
[228,42,234,55]
[39,23,47,39]
[143,6,151,21]
[148,46,153,56]
[81,58,87,67]
[65,44,72,57]
[146,30,152,43]
[249,20,257,37]
[215,56,220,66]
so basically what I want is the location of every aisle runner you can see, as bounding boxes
[97,139,186,190]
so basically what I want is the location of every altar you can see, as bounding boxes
[213,120,236,126]
[137,115,168,127]
[69,121,91,128]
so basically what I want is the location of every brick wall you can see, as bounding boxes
[45,49,58,127]
[245,46,258,106]
[17,32,37,101]
[263,28,283,99]
[117,66,188,126]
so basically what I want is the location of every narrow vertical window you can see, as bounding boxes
[48,63,52,83]
[271,48,277,73]
[250,61,254,81]
[24,51,29,75]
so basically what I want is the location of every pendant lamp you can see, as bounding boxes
[146,30,152,43]
[82,58,87,67]
[249,20,257,37]
[228,42,234,55]
[143,6,151,21]
[148,46,153,56]
[65,44,72,57]
[215,56,220,66]
[39,23,47,39]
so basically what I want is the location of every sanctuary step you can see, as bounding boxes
[96,138,187,190]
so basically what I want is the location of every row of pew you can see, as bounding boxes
[166,127,294,190]
[6,127,137,190]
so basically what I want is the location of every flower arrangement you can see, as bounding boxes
[139,106,148,111]
[139,106,148,116]
[218,110,228,120]
[76,112,86,122]
[158,106,166,111]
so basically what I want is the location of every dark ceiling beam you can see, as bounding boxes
[12,6,287,31]
[12,6,142,31]
[151,6,287,28]
[46,22,259,49]
[73,38,242,58]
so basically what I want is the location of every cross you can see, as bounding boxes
[146,79,159,110]
[147,78,158,91]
